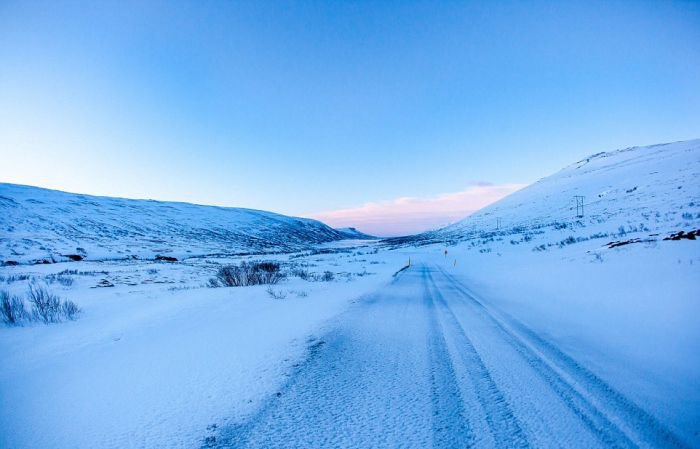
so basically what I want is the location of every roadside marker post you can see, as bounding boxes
[575,195,585,218]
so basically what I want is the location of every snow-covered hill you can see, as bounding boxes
[0,184,346,264]
[422,139,700,246]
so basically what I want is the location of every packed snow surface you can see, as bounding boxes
[223,262,694,449]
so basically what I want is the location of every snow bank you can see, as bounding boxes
[0,248,405,449]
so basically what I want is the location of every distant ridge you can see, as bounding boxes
[335,227,378,240]
[0,183,345,264]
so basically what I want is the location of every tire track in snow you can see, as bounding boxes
[213,275,438,448]
[423,267,530,449]
[206,264,688,449]
[420,267,474,448]
[436,266,691,449]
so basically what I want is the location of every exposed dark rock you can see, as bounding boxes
[606,238,642,248]
[94,279,115,288]
[664,229,699,241]
[155,255,178,262]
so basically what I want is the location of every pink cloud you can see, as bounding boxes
[309,183,526,237]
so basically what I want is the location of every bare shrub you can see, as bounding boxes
[1,290,27,325]
[215,265,245,287]
[6,274,32,284]
[2,285,80,325]
[45,273,74,287]
[558,236,577,247]
[28,284,62,323]
[292,268,311,280]
[291,269,335,282]
[266,287,287,300]
[61,300,81,320]
[206,278,220,288]
[215,261,286,287]
[57,276,74,287]
[254,262,285,284]
[27,284,81,323]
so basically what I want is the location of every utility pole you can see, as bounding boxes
[496,217,502,230]
[575,195,585,218]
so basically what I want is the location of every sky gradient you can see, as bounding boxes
[1,0,699,236]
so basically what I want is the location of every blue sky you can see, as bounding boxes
[1,0,699,235]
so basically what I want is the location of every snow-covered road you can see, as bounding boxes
[218,264,689,449]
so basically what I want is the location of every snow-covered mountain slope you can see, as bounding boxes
[335,227,378,240]
[0,184,346,264]
[423,139,700,245]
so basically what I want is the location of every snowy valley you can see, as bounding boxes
[1,140,699,449]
